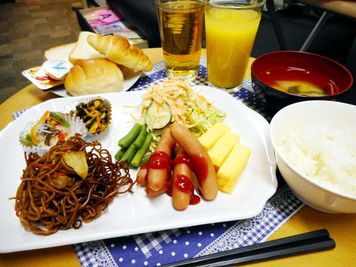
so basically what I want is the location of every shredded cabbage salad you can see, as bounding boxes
[140,79,226,144]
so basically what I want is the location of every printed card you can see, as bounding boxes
[22,67,64,90]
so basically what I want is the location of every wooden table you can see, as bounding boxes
[1,48,356,267]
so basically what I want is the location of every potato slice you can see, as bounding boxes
[63,151,88,179]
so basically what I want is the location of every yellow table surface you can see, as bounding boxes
[1,48,356,267]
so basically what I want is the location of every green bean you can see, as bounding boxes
[133,124,147,148]
[140,153,151,165]
[118,123,142,149]
[130,134,153,168]
[120,144,137,163]
[114,149,125,161]
[49,112,70,128]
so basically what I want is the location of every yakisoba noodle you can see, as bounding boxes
[14,135,134,235]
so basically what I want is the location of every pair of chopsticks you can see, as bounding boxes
[163,229,335,267]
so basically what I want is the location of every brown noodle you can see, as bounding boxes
[14,135,134,235]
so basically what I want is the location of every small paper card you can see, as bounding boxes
[22,67,64,90]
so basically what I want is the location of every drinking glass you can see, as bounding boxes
[156,0,205,80]
[205,0,265,91]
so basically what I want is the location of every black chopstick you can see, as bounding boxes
[162,229,335,267]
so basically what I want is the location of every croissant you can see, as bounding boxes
[87,34,153,72]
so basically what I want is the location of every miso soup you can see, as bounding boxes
[272,80,327,96]
[263,66,339,97]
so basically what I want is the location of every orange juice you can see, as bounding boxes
[205,7,262,89]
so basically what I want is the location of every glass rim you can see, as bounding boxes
[207,0,265,9]
[155,0,205,2]
[155,0,206,7]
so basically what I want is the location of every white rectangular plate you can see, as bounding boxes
[0,85,277,253]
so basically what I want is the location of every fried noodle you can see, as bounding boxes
[14,135,134,235]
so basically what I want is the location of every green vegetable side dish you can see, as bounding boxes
[115,149,125,161]
[118,123,142,149]
[49,112,70,128]
[145,102,172,130]
[140,153,151,165]
[120,144,137,163]
[70,98,112,135]
[133,124,148,148]
[20,134,35,147]
[116,123,153,168]
[131,134,153,168]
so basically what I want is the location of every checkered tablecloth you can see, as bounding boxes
[13,58,304,267]
[73,185,302,267]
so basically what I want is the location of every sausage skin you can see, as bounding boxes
[136,163,149,187]
[170,123,218,200]
[147,127,176,192]
[145,185,167,198]
[172,146,193,211]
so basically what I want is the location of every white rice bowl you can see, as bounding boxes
[270,100,356,213]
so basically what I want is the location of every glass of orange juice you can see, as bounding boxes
[205,0,265,91]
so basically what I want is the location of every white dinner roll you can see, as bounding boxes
[69,31,105,63]
[64,58,124,96]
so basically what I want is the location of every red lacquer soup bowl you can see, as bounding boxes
[251,51,353,113]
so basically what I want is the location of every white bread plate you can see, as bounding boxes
[42,33,142,97]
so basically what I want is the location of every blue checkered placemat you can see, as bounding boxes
[73,186,302,267]
[12,58,303,267]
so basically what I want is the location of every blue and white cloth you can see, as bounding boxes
[13,59,304,267]
[74,186,302,267]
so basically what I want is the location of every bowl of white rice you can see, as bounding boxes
[270,100,356,213]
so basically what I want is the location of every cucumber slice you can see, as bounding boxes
[145,102,172,130]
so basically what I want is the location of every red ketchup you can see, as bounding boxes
[148,151,171,190]
[172,156,192,169]
[140,162,150,170]
[175,174,193,193]
[146,152,203,206]
[173,156,201,206]
[175,174,201,205]
[149,151,171,170]
[189,154,208,184]
[190,194,201,205]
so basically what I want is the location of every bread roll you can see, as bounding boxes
[87,34,152,72]
[64,58,124,96]
[118,64,141,79]
[44,42,76,61]
[69,31,105,63]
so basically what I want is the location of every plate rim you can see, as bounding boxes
[0,86,277,253]
[25,70,142,97]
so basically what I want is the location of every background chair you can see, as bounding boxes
[264,0,356,63]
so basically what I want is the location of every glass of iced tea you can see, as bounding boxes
[156,0,205,80]
[205,0,265,91]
